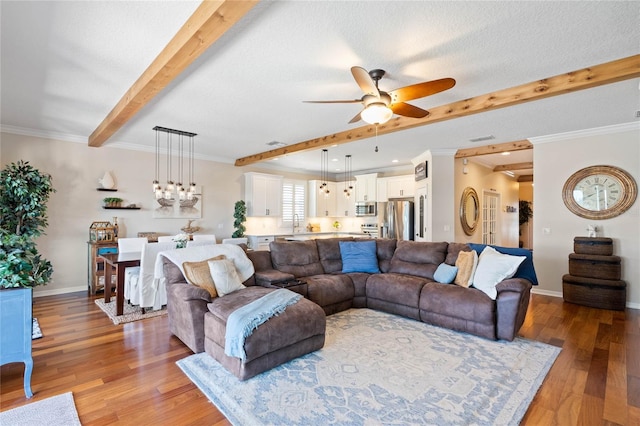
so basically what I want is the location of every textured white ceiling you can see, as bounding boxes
[1,1,639,177]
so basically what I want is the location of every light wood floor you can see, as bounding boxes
[1,291,638,425]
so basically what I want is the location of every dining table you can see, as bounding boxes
[99,251,141,316]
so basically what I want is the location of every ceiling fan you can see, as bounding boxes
[305,66,456,125]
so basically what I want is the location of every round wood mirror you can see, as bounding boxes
[460,187,479,236]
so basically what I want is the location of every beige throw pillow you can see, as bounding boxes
[182,255,226,298]
[454,250,478,288]
[208,258,246,296]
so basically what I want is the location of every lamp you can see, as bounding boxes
[361,102,393,125]
[343,155,353,198]
[319,149,330,198]
[152,126,197,206]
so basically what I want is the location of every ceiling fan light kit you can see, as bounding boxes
[306,66,455,125]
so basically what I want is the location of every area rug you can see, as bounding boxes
[32,318,42,339]
[0,392,81,426]
[177,308,561,426]
[94,299,167,325]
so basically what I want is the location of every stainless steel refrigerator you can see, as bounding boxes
[379,200,414,240]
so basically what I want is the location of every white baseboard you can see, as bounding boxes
[33,285,86,298]
[531,288,639,310]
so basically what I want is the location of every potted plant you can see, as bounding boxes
[0,160,55,398]
[103,197,123,208]
[232,200,246,238]
[519,200,533,248]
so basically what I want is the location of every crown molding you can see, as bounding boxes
[529,122,639,145]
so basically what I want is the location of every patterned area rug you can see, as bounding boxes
[94,299,167,325]
[178,309,560,426]
[0,392,81,426]
[32,318,42,339]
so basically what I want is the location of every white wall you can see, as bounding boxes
[431,151,456,242]
[0,132,308,296]
[532,123,639,308]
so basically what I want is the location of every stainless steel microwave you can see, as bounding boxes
[355,202,377,217]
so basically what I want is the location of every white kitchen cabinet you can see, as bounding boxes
[355,173,378,202]
[244,172,283,217]
[247,235,274,251]
[308,180,337,217]
[385,175,415,199]
[335,183,356,217]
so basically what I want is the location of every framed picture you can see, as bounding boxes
[152,187,202,219]
[415,161,428,181]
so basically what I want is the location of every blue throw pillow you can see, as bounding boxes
[433,263,458,284]
[468,243,538,285]
[340,240,380,274]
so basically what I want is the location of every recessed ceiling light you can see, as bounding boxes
[392,159,399,163]
[331,158,338,162]
[501,152,511,156]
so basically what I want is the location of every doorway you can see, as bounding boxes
[482,191,500,245]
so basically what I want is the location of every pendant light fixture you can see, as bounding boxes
[343,154,353,198]
[319,149,330,198]
[152,126,197,206]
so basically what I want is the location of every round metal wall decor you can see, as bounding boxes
[460,187,480,235]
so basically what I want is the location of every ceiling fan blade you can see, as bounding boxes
[390,102,430,118]
[389,78,456,103]
[348,110,363,124]
[351,66,379,98]
[303,99,362,104]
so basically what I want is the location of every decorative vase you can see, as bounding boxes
[99,171,115,189]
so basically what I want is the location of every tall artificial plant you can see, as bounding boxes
[232,200,247,238]
[0,161,56,288]
[519,200,533,226]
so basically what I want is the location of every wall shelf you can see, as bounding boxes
[96,188,118,192]
[102,206,141,210]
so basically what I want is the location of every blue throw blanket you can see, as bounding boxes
[225,289,302,361]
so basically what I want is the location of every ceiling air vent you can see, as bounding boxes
[469,135,495,143]
[635,110,640,118]
[267,141,287,147]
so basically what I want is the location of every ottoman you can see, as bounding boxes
[204,286,326,380]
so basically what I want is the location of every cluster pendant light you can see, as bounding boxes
[319,149,330,198]
[343,154,353,198]
[152,126,197,207]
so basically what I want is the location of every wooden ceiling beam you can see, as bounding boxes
[235,54,640,166]
[88,0,259,147]
[518,175,534,182]
[493,162,533,172]
[455,140,532,158]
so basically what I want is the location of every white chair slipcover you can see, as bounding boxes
[118,237,147,302]
[192,234,217,243]
[157,236,174,243]
[129,241,177,310]
[221,237,248,245]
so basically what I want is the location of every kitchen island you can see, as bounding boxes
[246,232,370,250]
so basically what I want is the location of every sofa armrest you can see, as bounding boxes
[247,250,274,272]
[495,278,532,341]
[168,281,212,303]
[255,270,295,287]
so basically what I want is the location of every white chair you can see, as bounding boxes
[157,236,174,243]
[118,237,148,302]
[222,237,248,245]
[192,234,217,243]
[186,240,217,248]
[130,241,177,310]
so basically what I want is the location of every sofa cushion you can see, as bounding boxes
[434,263,458,284]
[208,258,246,296]
[304,274,355,309]
[270,240,324,277]
[419,282,495,324]
[340,240,381,273]
[182,255,226,298]
[375,239,397,273]
[469,243,538,285]
[366,273,429,308]
[472,246,526,299]
[316,237,353,273]
[388,241,448,280]
[454,250,478,288]
[445,243,472,265]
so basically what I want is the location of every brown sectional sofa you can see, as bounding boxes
[163,238,532,378]
[256,238,532,341]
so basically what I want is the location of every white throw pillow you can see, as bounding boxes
[472,246,525,299]
[208,258,246,296]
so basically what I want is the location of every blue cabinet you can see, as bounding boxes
[0,287,34,398]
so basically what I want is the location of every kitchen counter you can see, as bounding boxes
[246,232,370,249]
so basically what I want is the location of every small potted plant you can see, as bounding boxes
[103,197,123,208]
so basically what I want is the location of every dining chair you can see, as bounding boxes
[118,237,147,302]
[221,237,248,245]
[192,234,217,243]
[186,240,217,248]
[129,241,177,310]
[157,236,174,243]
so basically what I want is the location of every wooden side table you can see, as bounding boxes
[87,241,118,295]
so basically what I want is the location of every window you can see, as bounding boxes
[282,179,306,228]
